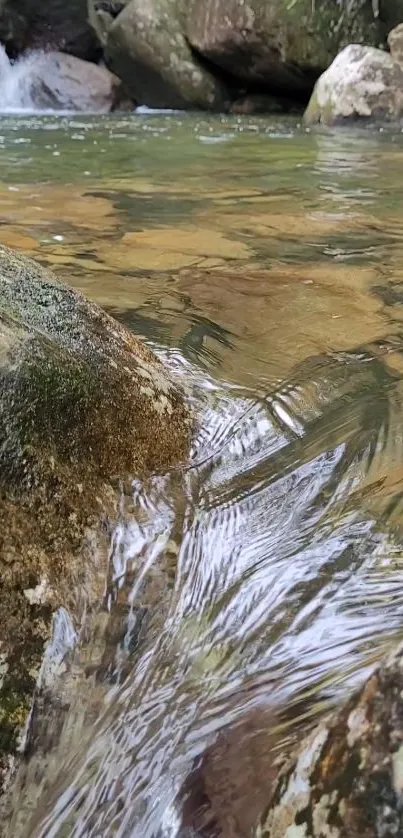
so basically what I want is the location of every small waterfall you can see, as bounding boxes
[0,44,41,112]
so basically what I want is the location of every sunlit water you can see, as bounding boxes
[3,114,403,836]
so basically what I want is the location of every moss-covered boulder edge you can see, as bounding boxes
[0,245,191,796]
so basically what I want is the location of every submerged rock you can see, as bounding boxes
[0,245,191,799]
[255,640,403,837]
[105,0,231,110]
[17,50,129,112]
[187,0,384,99]
[179,705,303,838]
[304,42,403,125]
[180,639,403,838]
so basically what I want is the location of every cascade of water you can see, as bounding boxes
[0,44,42,112]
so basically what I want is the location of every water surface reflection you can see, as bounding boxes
[2,115,403,836]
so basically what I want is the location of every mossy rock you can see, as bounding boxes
[187,0,389,97]
[0,245,191,797]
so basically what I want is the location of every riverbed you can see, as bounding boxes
[3,112,403,837]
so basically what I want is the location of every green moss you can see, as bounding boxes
[281,0,381,69]
[0,244,191,803]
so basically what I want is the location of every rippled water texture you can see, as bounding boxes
[3,114,403,836]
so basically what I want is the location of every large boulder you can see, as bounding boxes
[105,0,231,110]
[304,43,403,124]
[0,0,99,60]
[14,50,129,112]
[88,0,129,47]
[0,246,191,798]
[186,0,390,98]
[255,640,403,837]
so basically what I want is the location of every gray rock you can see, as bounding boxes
[87,0,129,47]
[388,21,403,68]
[105,0,231,110]
[304,43,403,125]
[20,50,130,112]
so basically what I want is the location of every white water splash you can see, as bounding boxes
[0,44,43,113]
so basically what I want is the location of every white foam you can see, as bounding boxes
[0,45,43,112]
[135,105,181,115]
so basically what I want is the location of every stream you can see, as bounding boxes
[2,113,403,836]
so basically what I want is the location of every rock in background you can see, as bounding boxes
[0,0,98,59]
[186,0,386,99]
[0,0,403,112]
[19,50,127,112]
[304,43,403,124]
[105,0,231,110]
[93,0,403,111]
[304,24,403,124]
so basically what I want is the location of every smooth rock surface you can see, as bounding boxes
[21,50,128,112]
[304,43,403,124]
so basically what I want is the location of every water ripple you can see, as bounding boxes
[9,340,403,838]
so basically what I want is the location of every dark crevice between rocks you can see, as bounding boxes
[187,40,316,114]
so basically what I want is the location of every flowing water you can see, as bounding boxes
[2,113,403,836]
[0,46,50,113]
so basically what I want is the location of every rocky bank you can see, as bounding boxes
[1,1,403,114]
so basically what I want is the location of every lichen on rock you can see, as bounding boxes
[304,42,403,125]
[255,641,403,837]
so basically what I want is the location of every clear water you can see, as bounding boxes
[2,113,403,837]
